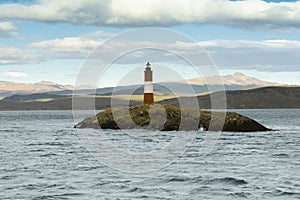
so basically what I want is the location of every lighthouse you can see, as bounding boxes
[144,62,154,104]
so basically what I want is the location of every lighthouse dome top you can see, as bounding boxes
[145,62,151,71]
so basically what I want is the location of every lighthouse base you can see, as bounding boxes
[144,93,154,104]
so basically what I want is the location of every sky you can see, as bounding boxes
[0,0,299,87]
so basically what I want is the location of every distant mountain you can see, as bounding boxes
[0,81,74,98]
[2,93,64,102]
[0,72,287,99]
[0,95,138,110]
[91,72,283,96]
[158,86,300,109]
[0,86,298,110]
[71,73,283,96]
[177,72,281,87]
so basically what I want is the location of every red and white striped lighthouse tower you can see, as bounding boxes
[144,62,154,104]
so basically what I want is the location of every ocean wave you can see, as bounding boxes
[164,176,248,186]
[212,177,248,185]
[228,191,252,198]
[273,189,300,197]
[272,153,290,158]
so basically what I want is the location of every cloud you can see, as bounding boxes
[197,39,300,72]
[0,30,116,64]
[27,31,300,73]
[161,40,300,72]
[29,37,101,53]
[198,39,300,49]
[0,21,17,38]
[5,71,27,78]
[0,0,300,29]
[28,30,117,58]
[0,46,37,65]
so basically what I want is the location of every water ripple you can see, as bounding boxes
[0,110,299,199]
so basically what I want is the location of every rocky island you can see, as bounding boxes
[74,104,272,132]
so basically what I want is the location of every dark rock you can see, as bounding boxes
[74,116,101,129]
[74,104,272,132]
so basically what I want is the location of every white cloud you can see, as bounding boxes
[0,0,300,29]
[5,71,27,78]
[0,21,17,38]
[29,37,102,53]
[27,30,117,58]
[198,39,300,49]
[0,46,37,65]
[196,39,300,72]
[0,31,116,65]
[27,32,300,73]
[0,21,16,31]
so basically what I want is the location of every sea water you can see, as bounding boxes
[0,110,299,199]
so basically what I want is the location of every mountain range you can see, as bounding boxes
[0,81,74,98]
[0,72,298,110]
[0,86,299,110]
[180,72,281,86]
[0,72,285,99]
[159,86,300,109]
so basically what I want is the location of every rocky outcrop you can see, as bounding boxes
[74,104,272,132]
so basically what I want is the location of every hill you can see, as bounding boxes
[0,72,282,99]
[2,93,64,102]
[180,72,281,86]
[0,86,298,110]
[159,86,300,109]
[0,95,141,110]
[0,81,74,98]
